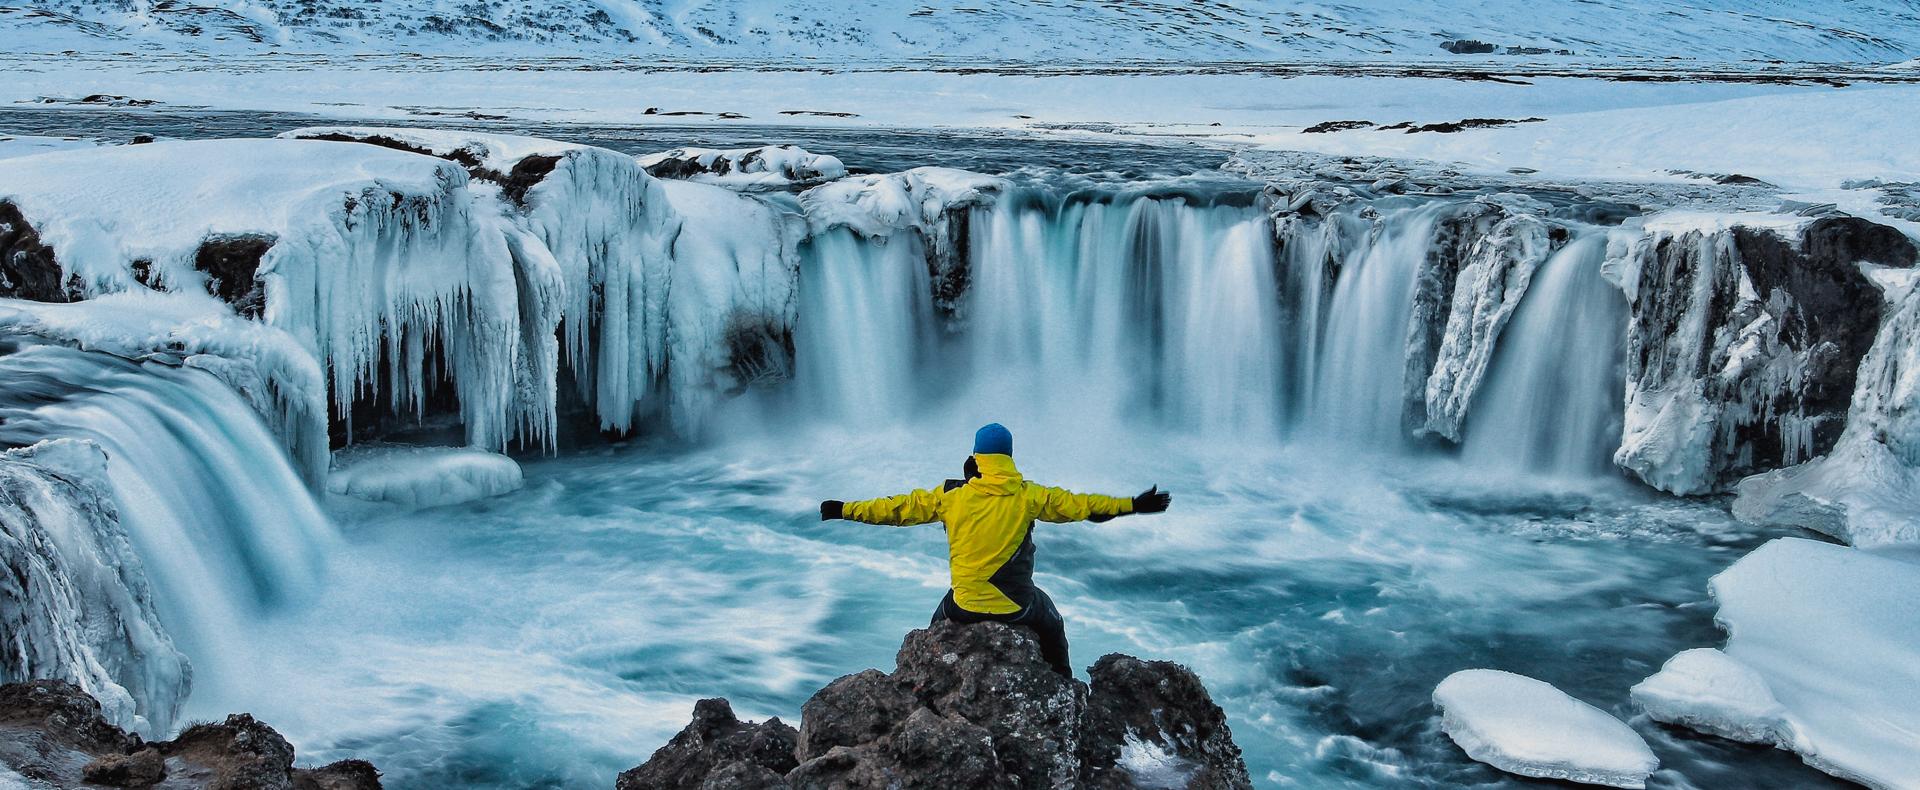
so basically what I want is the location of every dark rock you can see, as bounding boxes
[0,200,70,302]
[155,713,299,789]
[131,134,156,145]
[81,747,166,786]
[194,234,275,318]
[0,680,136,755]
[1404,117,1545,134]
[294,759,384,790]
[615,698,799,790]
[1081,655,1253,790]
[1440,39,1497,54]
[1302,120,1374,134]
[626,623,1250,789]
[0,682,381,790]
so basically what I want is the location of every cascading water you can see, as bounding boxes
[0,341,336,721]
[1462,233,1628,478]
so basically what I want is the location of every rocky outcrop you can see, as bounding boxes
[0,679,381,789]
[1610,215,1918,494]
[621,622,1250,789]
[1419,213,1563,441]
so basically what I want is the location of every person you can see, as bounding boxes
[819,423,1171,677]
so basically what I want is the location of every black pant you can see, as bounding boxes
[930,587,1071,677]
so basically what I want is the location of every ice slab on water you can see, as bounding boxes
[1433,669,1658,788]
[1637,538,1920,789]
[1632,648,1790,745]
[639,145,847,190]
[328,444,524,509]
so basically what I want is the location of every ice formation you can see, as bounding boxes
[800,167,1004,239]
[0,439,188,735]
[639,145,847,190]
[1635,538,1920,788]
[1733,266,1920,547]
[0,340,335,718]
[1630,648,1791,745]
[327,444,524,508]
[1432,669,1658,789]
[1605,213,1917,495]
[1419,213,1558,441]
[0,292,328,483]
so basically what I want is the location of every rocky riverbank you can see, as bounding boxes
[0,680,380,789]
[618,622,1252,789]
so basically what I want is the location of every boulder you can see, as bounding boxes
[622,622,1251,789]
[0,680,382,789]
[615,698,799,790]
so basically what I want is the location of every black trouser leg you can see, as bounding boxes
[930,588,1072,678]
[1014,588,1072,678]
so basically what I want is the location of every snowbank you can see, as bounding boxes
[0,439,187,734]
[327,444,523,509]
[0,134,105,161]
[800,167,1003,239]
[1433,669,1657,789]
[279,126,583,177]
[1634,538,1920,788]
[1733,266,1920,547]
[640,145,847,191]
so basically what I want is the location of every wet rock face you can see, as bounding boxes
[194,234,275,319]
[615,698,799,790]
[624,622,1251,789]
[0,200,71,302]
[1618,215,1918,492]
[1080,655,1252,790]
[0,680,382,790]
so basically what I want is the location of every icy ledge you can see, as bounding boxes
[1633,538,1920,789]
[1433,669,1658,789]
[639,144,847,190]
[327,444,524,509]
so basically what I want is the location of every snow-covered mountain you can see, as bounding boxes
[4,0,1919,63]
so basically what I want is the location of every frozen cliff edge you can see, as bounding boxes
[1631,538,1920,789]
[0,679,380,789]
[0,440,188,736]
[617,621,1252,789]
[1731,266,1920,547]
[1605,213,1918,496]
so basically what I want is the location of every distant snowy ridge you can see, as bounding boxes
[3,0,1918,63]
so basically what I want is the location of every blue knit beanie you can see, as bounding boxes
[973,423,1013,456]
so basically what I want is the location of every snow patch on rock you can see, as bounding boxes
[640,145,847,191]
[1433,669,1658,788]
[800,167,1003,239]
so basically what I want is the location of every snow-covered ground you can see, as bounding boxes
[1635,538,1920,789]
[6,0,1919,63]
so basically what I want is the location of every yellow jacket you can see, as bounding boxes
[842,453,1133,614]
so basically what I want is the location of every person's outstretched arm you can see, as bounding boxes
[1033,484,1170,523]
[821,487,944,526]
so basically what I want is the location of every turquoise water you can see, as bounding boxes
[189,421,1845,788]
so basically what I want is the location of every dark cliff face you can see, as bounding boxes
[1620,216,1918,492]
[0,679,382,790]
[619,622,1252,790]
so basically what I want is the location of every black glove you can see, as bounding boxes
[1132,485,1170,514]
[820,500,845,521]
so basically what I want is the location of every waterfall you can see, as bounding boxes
[1461,233,1627,478]
[788,186,1629,480]
[0,341,336,712]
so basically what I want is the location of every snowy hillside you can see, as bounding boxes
[4,0,1919,63]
